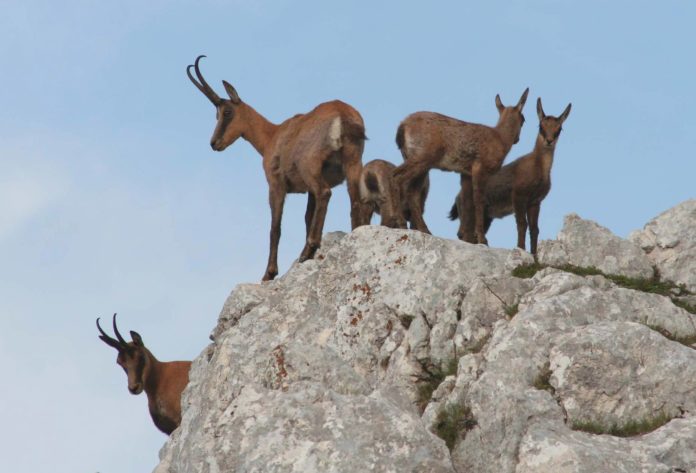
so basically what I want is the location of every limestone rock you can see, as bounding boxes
[154,201,696,473]
[629,199,696,292]
[538,213,654,279]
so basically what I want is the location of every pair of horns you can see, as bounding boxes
[187,55,222,105]
[96,313,141,350]
[187,55,241,105]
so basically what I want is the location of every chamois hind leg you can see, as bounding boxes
[263,187,286,281]
[457,174,476,243]
[393,160,432,233]
[471,162,490,245]
[512,194,528,251]
[342,142,370,229]
[527,202,541,255]
[300,173,332,263]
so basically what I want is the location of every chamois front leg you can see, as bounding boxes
[527,203,541,255]
[471,162,490,245]
[457,174,476,243]
[263,188,286,281]
[304,193,316,238]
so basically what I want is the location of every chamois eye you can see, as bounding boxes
[223,109,232,117]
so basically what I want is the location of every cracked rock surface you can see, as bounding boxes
[154,201,696,473]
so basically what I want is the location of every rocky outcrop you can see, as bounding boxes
[154,201,696,473]
[630,199,696,292]
[538,213,654,278]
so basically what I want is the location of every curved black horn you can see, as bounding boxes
[111,313,128,346]
[96,316,123,350]
[187,55,222,105]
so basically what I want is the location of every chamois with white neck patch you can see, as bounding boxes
[97,314,191,435]
[393,88,529,243]
[187,55,368,281]
[449,98,571,254]
[359,159,429,229]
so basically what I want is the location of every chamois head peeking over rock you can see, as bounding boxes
[359,159,429,229]
[449,97,571,254]
[96,314,191,435]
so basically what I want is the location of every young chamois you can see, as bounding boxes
[449,98,571,254]
[359,159,429,229]
[393,88,529,243]
[187,55,368,281]
[97,314,191,435]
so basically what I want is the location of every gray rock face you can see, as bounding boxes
[630,199,696,292]
[154,201,696,473]
[538,213,654,279]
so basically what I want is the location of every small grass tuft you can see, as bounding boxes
[673,298,696,315]
[511,262,546,278]
[434,403,477,451]
[532,362,555,394]
[414,357,459,412]
[571,410,673,437]
[505,303,519,318]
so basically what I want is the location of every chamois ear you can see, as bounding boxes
[222,80,241,104]
[130,331,144,347]
[537,97,545,121]
[559,103,572,124]
[495,94,504,113]
[516,87,530,111]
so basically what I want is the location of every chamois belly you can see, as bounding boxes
[322,151,346,188]
[436,149,476,174]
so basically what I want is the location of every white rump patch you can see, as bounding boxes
[404,129,418,154]
[328,117,342,151]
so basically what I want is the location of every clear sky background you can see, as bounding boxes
[1,1,694,472]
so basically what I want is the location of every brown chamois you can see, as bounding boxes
[359,159,429,229]
[448,98,571,254]
[393,88,529,243]
[97,314,191,435]
[187,55,368,281]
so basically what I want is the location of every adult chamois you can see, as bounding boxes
[449,98,571,254]
[393,88,529,243]
[187,55,368,281]
[359,159,429,229]
[96,314,191,435]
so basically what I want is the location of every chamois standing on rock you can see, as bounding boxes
[393,88,529,243]
[359,159,429,229]
[97,314,191,435]
[449,98,571,254]
[187,55,368,281]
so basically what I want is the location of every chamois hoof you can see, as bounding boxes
[299,244,319,263]
[477,235,489,246]
[262,268,278,282]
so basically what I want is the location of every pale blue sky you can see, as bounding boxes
[1,1,694,472]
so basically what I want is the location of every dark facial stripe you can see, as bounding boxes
[135,351,146,384]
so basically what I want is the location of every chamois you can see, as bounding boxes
[359,159,429,229]
[393,88,529,243]
[187,55,367,281]
[96,314,191,435]
[449,98,571,254]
